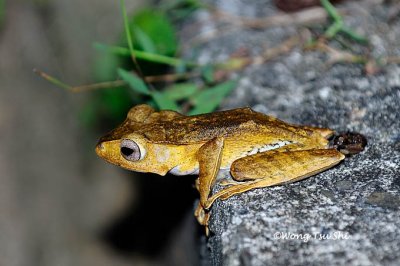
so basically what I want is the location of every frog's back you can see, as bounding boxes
[139,107,320,144]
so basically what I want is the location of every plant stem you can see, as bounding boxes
[34,69,128,92]
[94,43,198,67]
[341,27,368,44]
[320,0,341,22]
[70,80,127,92]
[33,69,72,90]
[120,0,146,76]
[320,0,368,44]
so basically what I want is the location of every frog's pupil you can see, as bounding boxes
[121,147,134,156]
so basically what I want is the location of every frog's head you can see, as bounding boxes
[96,104,197,175]
[96,131,176,175]
[96,104,171,175]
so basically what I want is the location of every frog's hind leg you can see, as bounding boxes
[203,149,344,210]
[301,125,335,139]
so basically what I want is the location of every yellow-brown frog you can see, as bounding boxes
[96,104,345,233]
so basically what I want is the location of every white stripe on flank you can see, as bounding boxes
[246,140,294,156]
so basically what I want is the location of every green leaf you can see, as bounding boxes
[93,48,121,81]
[100,88,133,119]
[0,0,4,27]
[151,91,180,111]
[160,0,204,20]
[201,65,215,83]
[132,26,157,53]
[78,102,98,128]
[164,83,198,100]
[117,68,150,95]
[130,9,178,56]
[189,80,237,115]
[174,62,187,74]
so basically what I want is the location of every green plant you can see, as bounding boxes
[0,0,5,27]
[37,0,238,127]
[320,0,368,44]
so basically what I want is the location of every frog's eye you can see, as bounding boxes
[120,139,143,161]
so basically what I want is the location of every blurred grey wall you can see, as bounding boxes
[0,0,151,265]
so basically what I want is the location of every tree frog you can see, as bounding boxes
[96,104,345,233]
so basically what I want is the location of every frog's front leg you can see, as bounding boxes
[194,137,224,228]
[203,149,345,210]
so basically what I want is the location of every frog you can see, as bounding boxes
[95,104,345,234]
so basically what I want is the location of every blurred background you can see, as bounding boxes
[0,0,202,265]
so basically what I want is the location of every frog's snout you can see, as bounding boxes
[95,142,105,157]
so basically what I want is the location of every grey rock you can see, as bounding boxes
[182,1,400,265]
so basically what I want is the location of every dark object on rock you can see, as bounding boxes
[331,132,367,155]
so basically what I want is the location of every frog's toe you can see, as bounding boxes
[194,203,209,225]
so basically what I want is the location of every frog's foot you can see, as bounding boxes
[194,203,211,236]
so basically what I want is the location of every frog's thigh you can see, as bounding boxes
[204,149,344,209]
[231,149,344,182]
[197,137,224,207]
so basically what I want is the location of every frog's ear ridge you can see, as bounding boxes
[127,104,155,122]
[144,110,184,124]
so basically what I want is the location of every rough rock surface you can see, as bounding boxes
[181,1,400,265]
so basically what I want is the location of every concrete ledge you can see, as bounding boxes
[184,1,400,265]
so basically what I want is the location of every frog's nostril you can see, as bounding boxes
[95,142,105,156]
[120,139,141,161]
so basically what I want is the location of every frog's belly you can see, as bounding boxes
[169,165,199,176]
[169,166,232,176]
